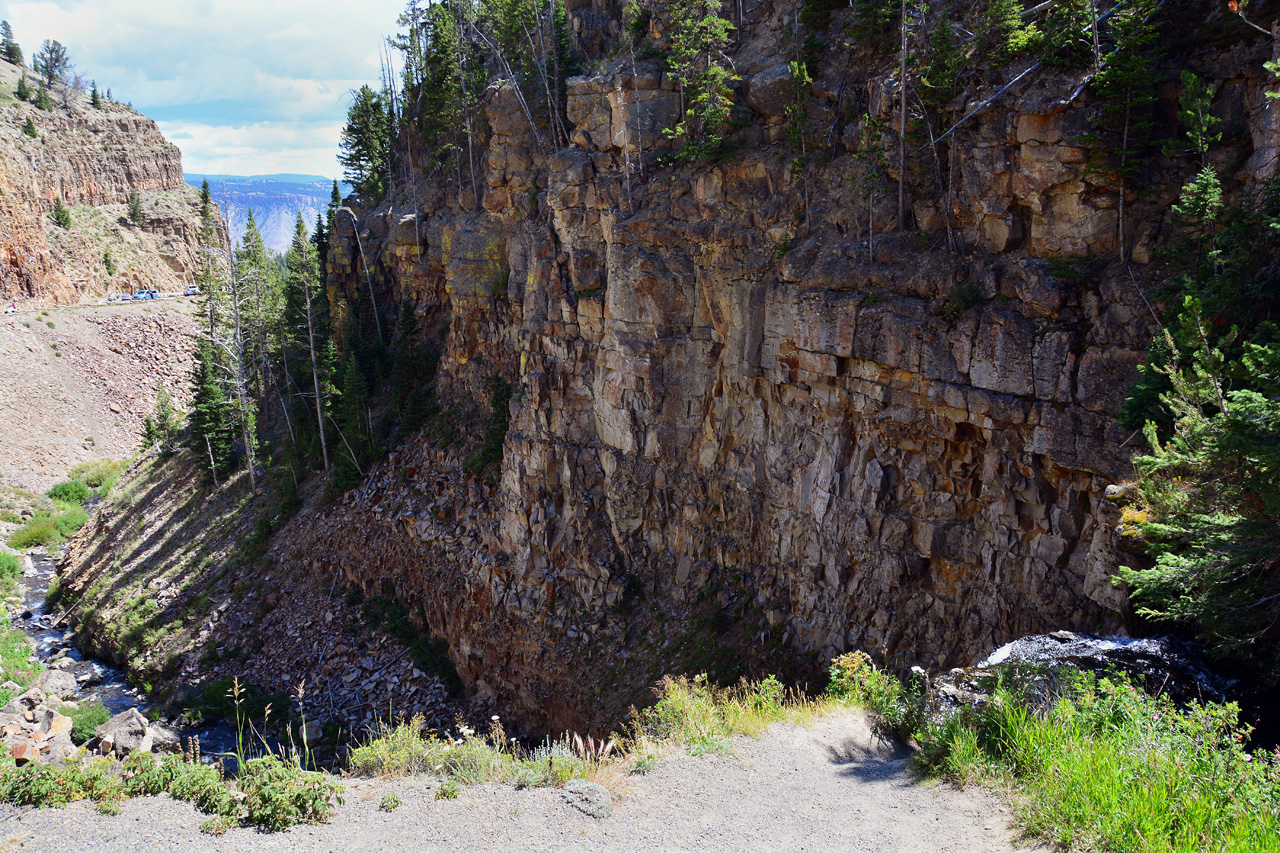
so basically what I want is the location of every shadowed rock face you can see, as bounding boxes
[282,4,1280,731]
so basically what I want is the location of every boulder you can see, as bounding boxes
[2,688,46,715]
[35,708,73,738]
[92,708,153,757]
[34,669,78,700]
[746,64,794,118]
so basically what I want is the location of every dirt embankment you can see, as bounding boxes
[0,300,197,493]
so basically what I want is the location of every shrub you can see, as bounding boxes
[7,519,58,549]
[69,700,111,744]
[47,480,90,505]
[0,553,20,585]
[237,755,343,831]
[67,459,122,489]
[21,117,36,138]
[49,198,71,229]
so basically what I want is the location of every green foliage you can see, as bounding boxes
[916,673,1280,852]
[49,198,71,229]
[0,553,20,598]
[1,21,22,66]
[358,596,460,691]
[188,339,237,481]
[379,791,401,811]
[127,190,143,227]
[847,0,898,46]
[918,11,962,114]
[68,700,110,744]
[982,0,1033,61]
[6,500,87,550]
[825,651,923,736]
[665,0,736,161]
[102,248,115,277]
[237,755,343,831]
[90,82,101,109]
[1039,0,1094,67]
[21,117,36,138]
[339,85,391,200]
[46,480,90,505]
[15,74,30,102]
[33,39,67,87]
[1167,70,1221,161]
[142,386,183,454]
[34,79,50,111]
[67,459,122,492]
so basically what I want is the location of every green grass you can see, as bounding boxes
[0,553,20,598]
[5,501,89,549]
[0,617,42,705]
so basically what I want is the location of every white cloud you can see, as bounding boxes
[4,0,405,176]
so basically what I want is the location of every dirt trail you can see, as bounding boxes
[0,710,1048,852]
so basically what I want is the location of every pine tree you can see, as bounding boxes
[33,39,68,87]
[339,85,391,199]
[332,353,371,488]
[102,248,115,277]
[284,213,332,470]
[665,0,736,161]
[127,190,143,226]
[35,79,50,110]
[90,81,101,109]
[1,21,21,66]
[15,73,30,102]
[50,197,71,228]
[188,339,236,482]
[21,117,36,138]
[1092,0,1160,261]
[142,385,182,453]
[311,211,329,274]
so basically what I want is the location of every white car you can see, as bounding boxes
[185,284,201,296]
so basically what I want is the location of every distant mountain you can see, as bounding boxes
[184,174,352,253]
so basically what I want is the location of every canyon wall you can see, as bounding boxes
[0,60,224,305]
[299,1,1276,732]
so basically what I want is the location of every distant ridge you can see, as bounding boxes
[184,174,352,252]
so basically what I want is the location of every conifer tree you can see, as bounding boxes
[127,190,143,226]
[1,21,21,66]
[21,117,36,138]
[665,0,736,161]
[188,339,236,482]
[284,213,332,470]
[50,197,71,228]
[15,73,30,102]
[33,39,68,87]
[339,85,391,199]
[35,79,50,110]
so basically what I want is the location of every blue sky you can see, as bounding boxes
[2,0,405,177]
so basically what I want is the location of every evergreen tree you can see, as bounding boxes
[21,117,36,138]
[142,385,182,453]
[90,81,101,109]
[665,0,736,161]
[311,211,329,274]
[127,190,143,226]
[102,248,115,277]
[1,21,21,66]
[50,197,71,229]
[332,353,371,488]
[1092,0,1160,261]
[284,213,333,471]
[35,79,50,110]
[188,339,237,482]
[338,85,391,200]
[33,39,68,87]
[14,73,30,102]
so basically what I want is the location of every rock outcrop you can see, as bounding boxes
[0,59,226,306]
[297,0,1280,733]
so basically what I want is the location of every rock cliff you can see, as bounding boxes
[0,60,225,305]
[300,0,1280,733]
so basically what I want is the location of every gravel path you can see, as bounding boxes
[0,711,1047,852]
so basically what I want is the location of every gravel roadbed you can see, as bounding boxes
[0,710,1049,852]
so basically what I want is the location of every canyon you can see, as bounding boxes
[5,0,1277,740]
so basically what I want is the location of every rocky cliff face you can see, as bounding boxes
[301,1,1279,732]
[0,60,224,305]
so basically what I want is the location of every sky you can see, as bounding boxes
[1,0,406,177]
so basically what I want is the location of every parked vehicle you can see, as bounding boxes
[133,290,152,301]
[185,284,201,296]
[118,293,132,302]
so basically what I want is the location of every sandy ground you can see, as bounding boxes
[0,711,1050,852]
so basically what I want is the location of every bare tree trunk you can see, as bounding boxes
[305,278,331,471]
[898,0,908,230]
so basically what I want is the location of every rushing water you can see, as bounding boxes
[14,551,242,760]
